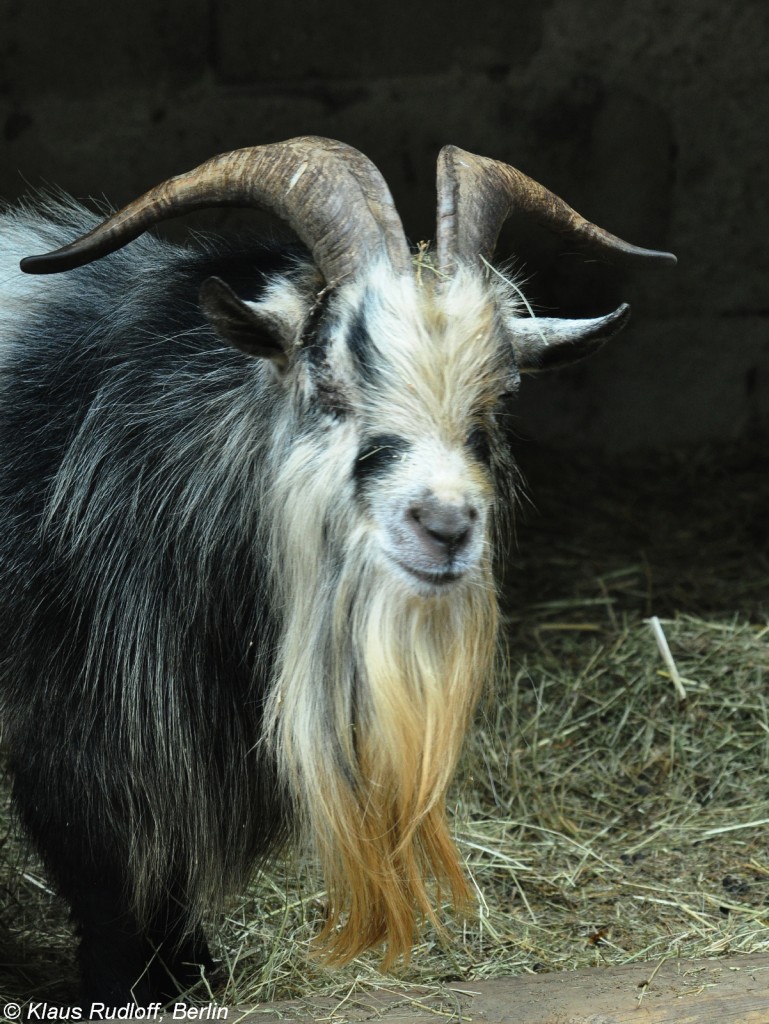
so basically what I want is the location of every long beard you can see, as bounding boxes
[265,529,497,965]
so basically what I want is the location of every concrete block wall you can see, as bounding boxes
[2,0,766,451]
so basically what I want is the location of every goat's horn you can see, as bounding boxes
[21,137,412,284]
[436,145,677,275]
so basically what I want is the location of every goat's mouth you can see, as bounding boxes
[390,556,466,589]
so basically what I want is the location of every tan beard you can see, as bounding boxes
[266,538,497,965]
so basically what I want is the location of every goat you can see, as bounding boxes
[0,137,675,1006]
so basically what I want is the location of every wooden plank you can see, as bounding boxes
[237,953,769,1022]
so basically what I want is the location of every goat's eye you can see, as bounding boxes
[354,434,410,482]
[466,426,491,464]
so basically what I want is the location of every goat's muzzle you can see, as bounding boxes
[388,491,485,589]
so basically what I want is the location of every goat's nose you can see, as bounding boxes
[408,495,478,554]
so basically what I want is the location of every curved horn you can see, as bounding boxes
[436,145,677,275]
[512,302,631,372]
[21,137,412,284]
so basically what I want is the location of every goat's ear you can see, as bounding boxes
[199,276,290,370]
[511,303,631,374]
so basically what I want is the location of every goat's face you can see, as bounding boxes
[202,262,520,597]
[322,265,520,597]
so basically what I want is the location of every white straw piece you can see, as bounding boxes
[646,616,688,702]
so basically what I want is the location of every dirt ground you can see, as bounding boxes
[236,953,769,1023]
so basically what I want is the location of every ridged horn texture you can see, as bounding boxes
[20,136,412,284]
[435,144,677,275]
